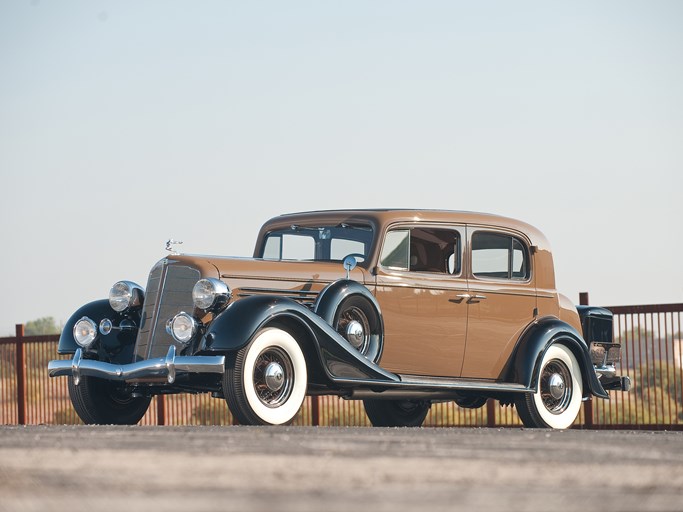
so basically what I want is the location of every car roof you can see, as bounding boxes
[260,209,551,248]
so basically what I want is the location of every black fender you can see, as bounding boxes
[314,280,382,325]
[58,299,139,364]
[502,317,609,399]
[200,295,397,385]
[314,279,384,362]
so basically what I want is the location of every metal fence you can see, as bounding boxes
[2,301,682,429]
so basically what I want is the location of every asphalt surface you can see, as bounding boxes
[1,426,682,512]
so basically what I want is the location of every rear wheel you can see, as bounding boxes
[68,376,151,425]
[224,327,308,425]
[363,399,431,427]
[515,344,583,429]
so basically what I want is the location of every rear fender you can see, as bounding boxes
[502,317,608,399]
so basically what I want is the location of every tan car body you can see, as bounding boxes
[188,209,581,381]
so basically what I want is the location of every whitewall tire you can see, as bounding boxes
[515,344,583,429]
[224,327,307,425]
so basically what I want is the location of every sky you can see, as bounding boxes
[1,1,682,335]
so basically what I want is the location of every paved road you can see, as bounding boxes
[1,426,682,512]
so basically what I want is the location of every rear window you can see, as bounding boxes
[471,232,529,280]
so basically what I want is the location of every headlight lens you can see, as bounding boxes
[109,281,144,312]
[192,278,231,311]
[168,312,197,344]
[73,317,98,348]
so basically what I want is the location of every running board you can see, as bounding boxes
[335,373,533,398]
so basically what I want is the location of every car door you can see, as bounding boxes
[373,224,469,377]
[460,227,537,379]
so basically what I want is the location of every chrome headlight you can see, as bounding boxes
[73,317,98,348]
[192,278,231,311]
[109,281,144,313]
[167,312,197,344]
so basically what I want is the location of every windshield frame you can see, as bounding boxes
[258,223,375,263]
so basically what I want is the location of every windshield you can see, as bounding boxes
[260,224,374,262]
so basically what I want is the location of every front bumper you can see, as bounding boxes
[48,346,225,385]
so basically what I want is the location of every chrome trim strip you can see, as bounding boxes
[222,274,335,285]
[333,374,533,394]
[237,294,319,302]
[237,287,319,296]
[48,346,225,384]
[399,374,532,392]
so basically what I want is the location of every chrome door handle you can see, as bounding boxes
[452,293,487,304]
[449,293,470,304]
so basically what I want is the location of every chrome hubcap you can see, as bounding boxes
[345,320,365,349]
[253,347,294,408]
[264,362,285,392]
[548,373,565,400]
[337,306,371,355]
[540,359,573,415]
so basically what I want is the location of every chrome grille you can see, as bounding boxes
[237,287,320,308]
[134,261,200,361]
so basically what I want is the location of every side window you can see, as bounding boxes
[262,236,281,260]
[471,232,529,280]
[380,228,461,275]
[380,230,410,270]
[511,238,527,278]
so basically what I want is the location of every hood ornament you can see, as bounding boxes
[165,239,183,255]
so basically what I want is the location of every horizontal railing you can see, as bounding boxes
[2,299,682,428]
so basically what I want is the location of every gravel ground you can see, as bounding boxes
[1,425,682,512]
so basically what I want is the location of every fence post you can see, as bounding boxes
[579,293,594,429]
[156,395,166,426]
[486,399,496,427]
[311,395,320,426]
[15,324,27,425]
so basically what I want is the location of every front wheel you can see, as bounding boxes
[68,376,151,425]
[515,344,583,429]
[363,399,431,427]
[224,327,308,425]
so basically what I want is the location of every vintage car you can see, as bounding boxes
[49,209,630,429]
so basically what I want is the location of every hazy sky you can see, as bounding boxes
[1,1,682,335]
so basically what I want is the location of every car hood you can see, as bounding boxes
[165,254,368,301]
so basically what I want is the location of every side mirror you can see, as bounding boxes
[342,255,357,280]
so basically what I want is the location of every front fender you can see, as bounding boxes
[58,300,139,363]
[200,295,397,384]
[502,317,608,399]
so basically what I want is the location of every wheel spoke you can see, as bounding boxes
[252,347,294,408]
[336,306,371,355]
